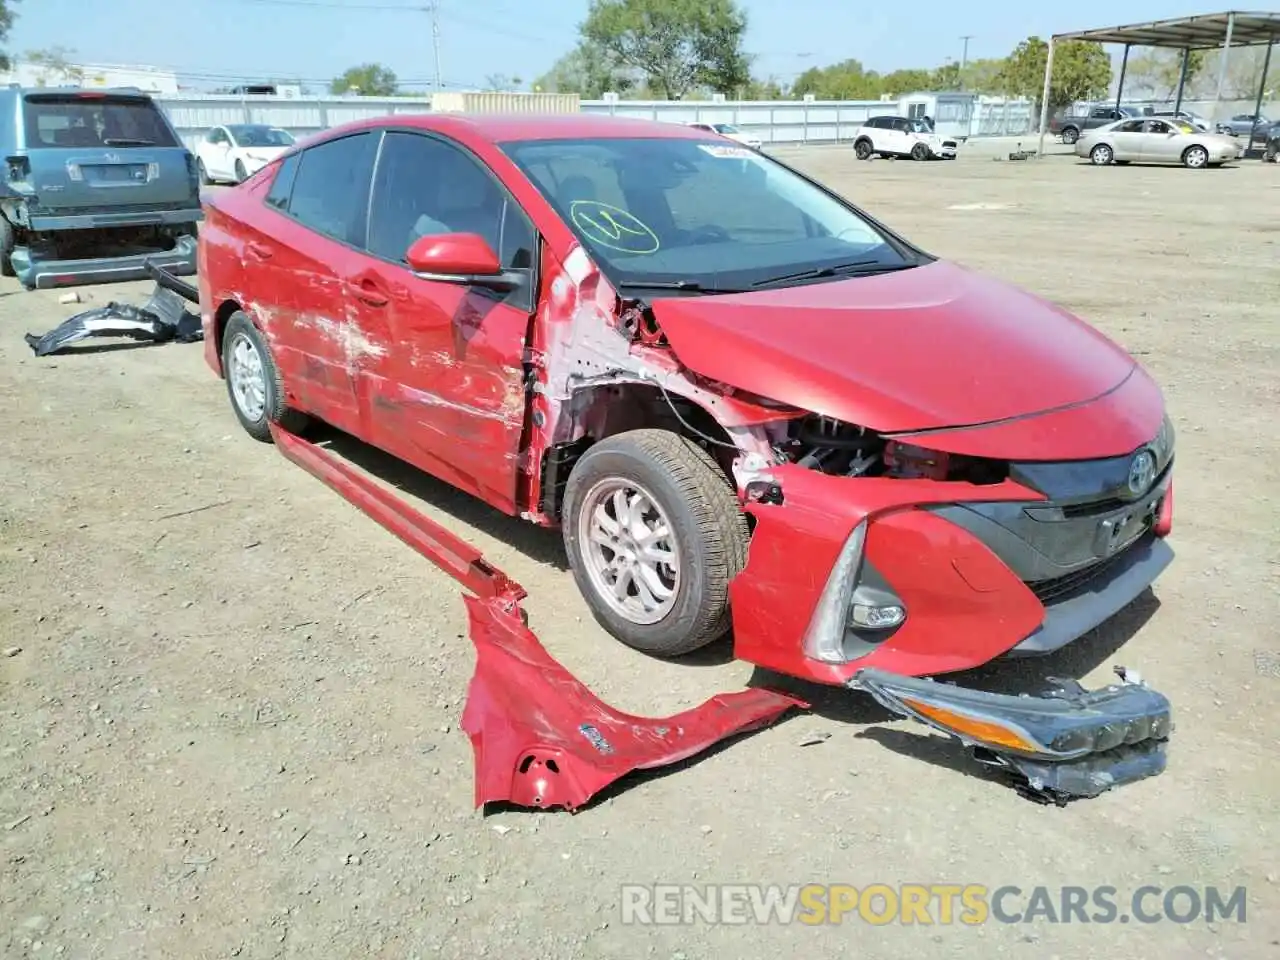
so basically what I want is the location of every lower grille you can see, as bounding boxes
[1028,540,1138,603]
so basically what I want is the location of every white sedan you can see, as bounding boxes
[686,121,763,150]
[196,124,296,185]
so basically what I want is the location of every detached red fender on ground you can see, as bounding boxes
[269,423,805,812]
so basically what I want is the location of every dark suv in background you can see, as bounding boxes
[1050,105,1143,145]
[0,87,202,290]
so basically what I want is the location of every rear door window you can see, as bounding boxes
[23,94,178,148]
[284,132,379,246]
[265,152,300,210]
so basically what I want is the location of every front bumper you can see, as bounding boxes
[11,233,198,290]
[729,464,1174,684]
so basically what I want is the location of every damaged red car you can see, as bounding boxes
[197,114,1175,685]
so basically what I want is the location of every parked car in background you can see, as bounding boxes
[1215,113,1271,138]
[852,116,957,160]
[196,113,1175,681]
[1051,105,1142,144]
[196,124,297,185]
[685,121,762,150]
[1076,117,1240,168]
[0,86,201,290]
[1148,109,1211,131]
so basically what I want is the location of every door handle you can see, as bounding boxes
[351,278,389,307]
[246,241,273,260]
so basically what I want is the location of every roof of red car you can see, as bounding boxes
[365,112,712,142]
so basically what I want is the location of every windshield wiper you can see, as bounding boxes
[750,260,918,289]
[615,280,747,295]
[103,138,155,146]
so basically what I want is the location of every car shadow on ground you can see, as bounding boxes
[313,424,571,572]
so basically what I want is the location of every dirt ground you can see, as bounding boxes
[2,143,1278,960]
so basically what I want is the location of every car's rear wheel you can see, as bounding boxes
[1061,127,1080,145]
[1090,143,1113,165]
[561,429,748,658]
[221,312,309,443]
[910,143,930,161]
[854,139,873,160]
[1265,142,1278,163]
[235,159,248,183]
[1182,145,1209,168]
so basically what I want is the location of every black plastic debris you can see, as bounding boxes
[25,283,202,357]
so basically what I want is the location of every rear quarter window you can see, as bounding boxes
[23,95,178,148]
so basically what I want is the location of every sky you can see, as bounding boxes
[6,0,1276,92]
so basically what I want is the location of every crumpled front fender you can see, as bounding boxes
[729,464,1047,683]
[461,596,804,811]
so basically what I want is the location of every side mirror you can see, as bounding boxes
[405,232,521,293]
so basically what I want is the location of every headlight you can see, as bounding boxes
[1152,413,1175,464]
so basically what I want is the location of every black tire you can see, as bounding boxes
[1061,127,1079,145]
[220,312,309,443]
[910,142,929,161]
[561,429,749,658]
[1265,143,1278,163]
[1090,143,1113,166]
[1182,145,1209,169]
[854,139,873,160]
[235,159,248,183]
[197,159,211,186]
[0,216,14,277]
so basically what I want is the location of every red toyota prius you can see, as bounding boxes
[196,113,1174,686]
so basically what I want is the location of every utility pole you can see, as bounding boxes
[430,0,443,91]
[959,35,973,89]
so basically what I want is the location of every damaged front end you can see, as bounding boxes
[852,666,1172,803]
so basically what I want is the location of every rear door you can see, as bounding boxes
[250,131,381,435]
[20,92,194,211]
[347,129,538,514]
[1108,119,1147,160]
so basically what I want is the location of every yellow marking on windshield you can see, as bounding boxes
[569,199,660,254]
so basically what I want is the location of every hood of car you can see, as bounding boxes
[650,259,1143,441]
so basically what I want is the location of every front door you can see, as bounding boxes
[1139,119,1181,162]
[344,129,538,515]
[255,130,380,435]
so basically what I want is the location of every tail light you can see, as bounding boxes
[6,155,29,183]
[883,441,950,481]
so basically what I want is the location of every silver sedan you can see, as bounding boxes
[1075,117,1240,168]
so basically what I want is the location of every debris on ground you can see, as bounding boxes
[24,282,201,357]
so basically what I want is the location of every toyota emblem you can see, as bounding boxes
[1127,449,1156,496]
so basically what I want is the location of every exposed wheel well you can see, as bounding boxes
[537,382,739,521]
[212,299,243,369]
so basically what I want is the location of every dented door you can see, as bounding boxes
[354,130,538,515]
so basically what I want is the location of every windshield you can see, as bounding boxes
[713,123,740,134]
[23,94,177,148]
[501,137,914,290]
[228,125,295,147]
[1172,121,1196,134]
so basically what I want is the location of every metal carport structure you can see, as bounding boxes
[1037,11,1280,158]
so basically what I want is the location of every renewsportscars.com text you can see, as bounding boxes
[619,883,1248,926]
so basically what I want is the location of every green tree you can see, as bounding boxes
[330,63,398,97]
[581,0,751,99]
[1127,49,1205,100]
[998,36,1111,108]
[534,40,636,97]
[0,0,19,72]
[792,59,882,99]
[880,68,932,96]
[930,61,961,90]
[24,45,84,86]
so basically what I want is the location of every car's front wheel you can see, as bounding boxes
[561,429,748,658]
[235,159,248,183]
[1090,143,1113,165]
[910,142,930,161]
[197,159,211,186]
[221,312,309,442]
[1182,145,1209,168]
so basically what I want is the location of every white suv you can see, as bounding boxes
[852,116,957,161]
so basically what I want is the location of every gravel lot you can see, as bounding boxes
[2,144,1278,960]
